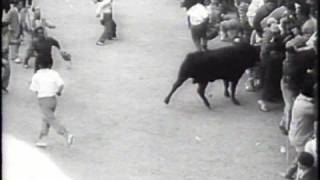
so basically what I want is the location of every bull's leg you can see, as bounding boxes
[197,82,211,109]
[223,80,230,97]
[164,78,187,104]
[231,79,240,105]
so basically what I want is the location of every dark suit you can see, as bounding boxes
[296,167,318,180]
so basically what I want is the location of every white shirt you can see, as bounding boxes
[247,0,264,26]
[96,0,113,20]
[30,69,64,98]
[304,138,317,166]
[187,3,209,26]
[306,32,317,48]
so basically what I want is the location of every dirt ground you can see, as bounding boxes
[2,0,291,179]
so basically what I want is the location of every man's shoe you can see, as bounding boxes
[14,58,22,64]
[23,64,30,69]
[35,141,48,148]
[96,41,104,46]
[279,125,288,136]
[66,134,74,147]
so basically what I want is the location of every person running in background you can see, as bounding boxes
[29,6,56,35]
[23,27,70,71]
[5,0,23,64]
[184,0,209,51]
[94,0,117,46]
[30,59,74,148]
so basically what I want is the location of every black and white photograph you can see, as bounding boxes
[1,0,318,179]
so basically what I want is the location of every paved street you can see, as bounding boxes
[2,0,290,179]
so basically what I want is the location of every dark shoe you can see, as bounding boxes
[279,125,288,136]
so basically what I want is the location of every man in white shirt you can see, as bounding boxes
[246,0,264,27]
[94,0,117,46]
[30,60,74,147]
[185,1,209,51]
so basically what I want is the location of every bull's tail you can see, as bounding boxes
[164,77,187,104]
[165,53,194,104]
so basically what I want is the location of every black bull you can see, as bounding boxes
[164,43,260,109]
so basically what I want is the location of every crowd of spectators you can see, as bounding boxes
[183,0,317,179]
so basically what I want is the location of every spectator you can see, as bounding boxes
[5,0,22,64]
[245,17,276,92]
[279,30,317,135]
[206,0,223,40]
[246,0,264,27]
[257,23,285,111]
[236,0,252,42]
[304,137,317,167]
[2,20,11,93]
[184,0,209,51]
[260,1,295,30]
[296,152,318,180]
[252,0,277,38]
[30,6,56,36]
[220,17,243,41]
[283,72,316,179]
[280,3,310,42]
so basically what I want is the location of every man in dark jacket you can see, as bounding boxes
[23,27,70,72]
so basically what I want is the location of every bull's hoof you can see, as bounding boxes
[232,98,240,105]
[224,91,230,97]
[204,103,212,109]
[2,88,9,94]
[164,98,170,104]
